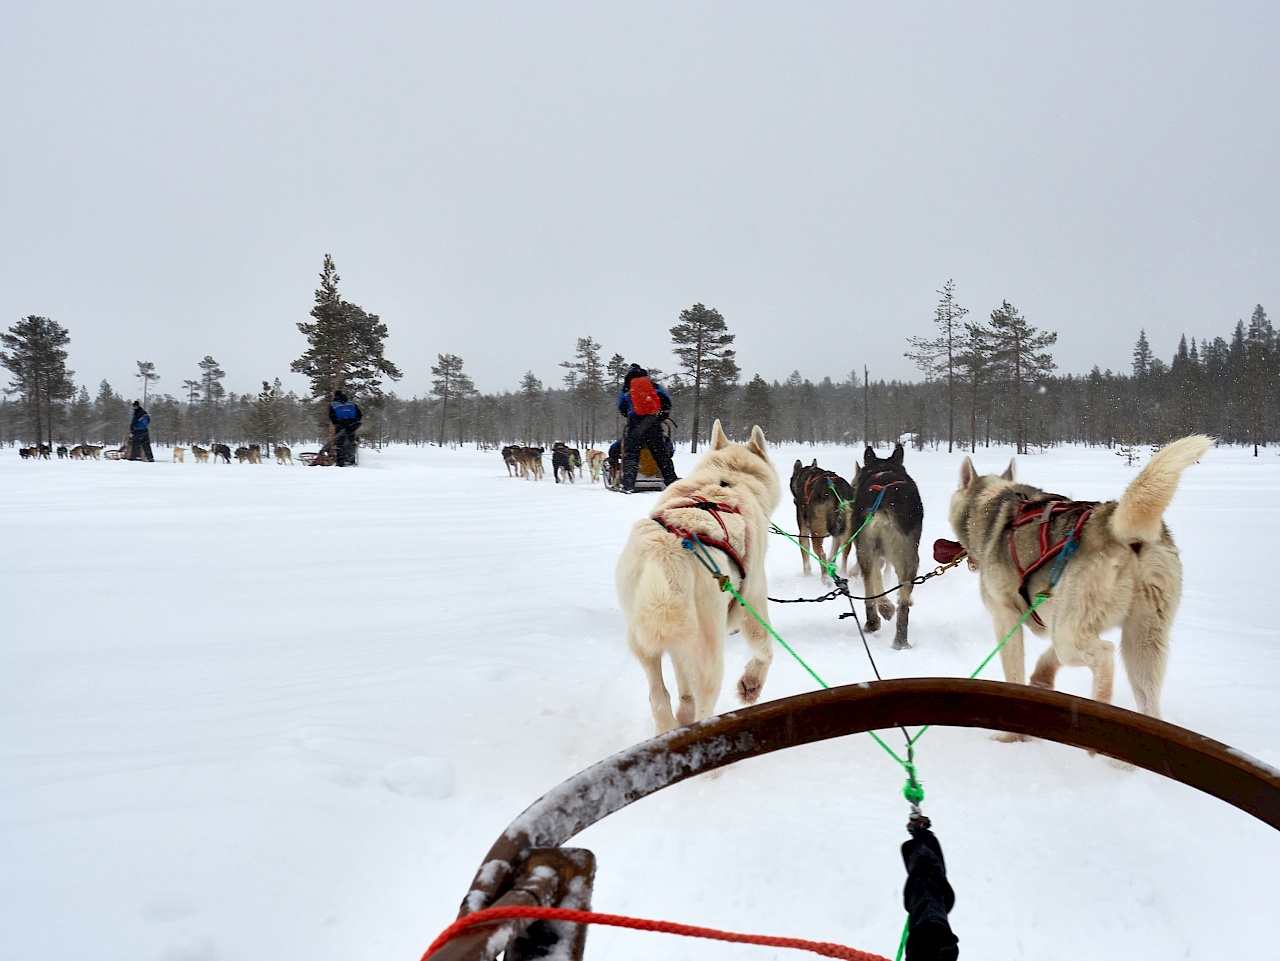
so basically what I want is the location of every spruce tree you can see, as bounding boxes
[987,301,1057,454]
[1132,330,1153,377]
[292,254,402,403]
[670,303,739,452]
[905,279,968,451]
[0,315,76,448]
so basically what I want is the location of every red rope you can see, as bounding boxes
[421,905,890,961]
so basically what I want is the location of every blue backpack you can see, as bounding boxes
[332,402,358,422]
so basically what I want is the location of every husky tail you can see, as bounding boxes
[1110,435,1212,543]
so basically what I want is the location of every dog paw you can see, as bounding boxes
[863,619,881,633]
[737,676,762,704]
[990,731,1031,743]
[892,639,911,650]
[878,600,896,621]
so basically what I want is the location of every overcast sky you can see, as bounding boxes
[2,1,1276,399]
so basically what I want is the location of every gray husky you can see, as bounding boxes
[949,435,1211,725]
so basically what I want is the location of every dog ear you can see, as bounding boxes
[853,461,862,482]
[710,420,729,451]
[863,445,876,463]
[1002,458,1016,481]
[747,425,768,459]
[891,443,904,465]
[810,458,817,468]
[959,456,977,490]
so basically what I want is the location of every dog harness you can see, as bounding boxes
[801,470,843,506]
[1009,497,1095,626]
[652,497,747,581]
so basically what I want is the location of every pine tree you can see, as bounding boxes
[292,254,402,403]
[70,386,92,445]
[136,361,160,407]
[518,371,544,444]
[987,301,1057,454]
[95,380,127,445]
[670,304,739,452]
[247,379,288,452]
[196,355,227,440]
[559,336,606,445]
[1116,426,1141,466]
[956,319,995,450]
[737,374,773,435]
[430,353,476,446]
[905,279,969,452]
[0,315,76,447]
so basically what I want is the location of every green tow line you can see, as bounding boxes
[678,524,1067,961]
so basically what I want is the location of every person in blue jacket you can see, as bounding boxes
[128,400,154,462]
[328,389,362,467]
[616,364,677,492]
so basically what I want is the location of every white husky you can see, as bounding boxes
[616,420,782,735]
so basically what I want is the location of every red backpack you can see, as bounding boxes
[629,376,662,415]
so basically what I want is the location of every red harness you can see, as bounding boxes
[864,469,905,495]
[801,470,841,506]
[1010,497,1095,626]
[652,496,747,580]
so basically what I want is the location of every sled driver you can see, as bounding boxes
[328,389,362,467]
[128,400,154,462]
[616,364,677,493]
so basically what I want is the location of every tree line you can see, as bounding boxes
[2,263,1275,454]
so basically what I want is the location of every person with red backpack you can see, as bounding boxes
[616,364,677,493]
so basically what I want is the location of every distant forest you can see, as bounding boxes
[2,262,1275,455]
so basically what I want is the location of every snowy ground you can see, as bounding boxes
[3,439,1278,961]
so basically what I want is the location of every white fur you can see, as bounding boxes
[616,420,782,735]
[950,435,1211,725]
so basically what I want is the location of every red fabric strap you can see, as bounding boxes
[421,905,890,961]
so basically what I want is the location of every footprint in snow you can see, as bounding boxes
[382,756,455,798]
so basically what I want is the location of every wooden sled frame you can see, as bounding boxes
[432,677,1280,960]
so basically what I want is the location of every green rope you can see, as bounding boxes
[907,591,1049,746]
[716,574,922,803]
[894,914,910,961]
[769,523,840,580]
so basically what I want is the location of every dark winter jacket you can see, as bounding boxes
[130,407,150,433]
[329,401,362,431]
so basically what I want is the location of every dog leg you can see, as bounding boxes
[812,534,830,582]
[988,600,1032,741]
[635,648,678,735]
[892,604,911,650]
[670,635,725,726]
[1120,591,1174,719]
[890,547,919,650]
[797,513,811,575]
[1029,647,1062,690]
[859,549,885,633]
[736,612,774,705]
[1081,636,1117,706]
